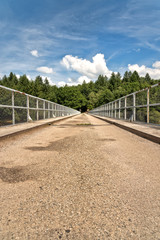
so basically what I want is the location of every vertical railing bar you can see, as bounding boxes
[27,95,29,122]
[115,101,117,118]
[119,99,121,119]
[124,97,127,120]
[37,99,39,121]
[43,100,45,119]
[52,103,54,117]
[147,88,150,124]
[48,102,50,119]
[12,91,15,125]
[133,93,136,122]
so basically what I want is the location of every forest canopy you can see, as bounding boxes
[0,71,159,112]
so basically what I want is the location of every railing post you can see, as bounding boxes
[55,104,56,117]
[119,99,121,119]
[12,91,15,125]
[133,93,136,122]
[57,105,59,117]
[59,105,60,117]
[124,97,127,120]
[147,88,150,123]
[115,101,117,118]
[111,103,113,118]
[27,95,29,122]
[48,102,50,118]
[55,104,57,117]
[43,100,45,119]
[52,103,54,117]
[60,106,62,117]
[36,99,39,121]
[107,104,109,117]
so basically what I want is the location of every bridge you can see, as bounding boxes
[0,85,160,239]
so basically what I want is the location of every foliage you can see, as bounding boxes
[0,71,159,115]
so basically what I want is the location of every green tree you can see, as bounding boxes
[95,75,108,91]
[109,72,121,91]
[80,80,91,99]
[87,92,98,110]
[97,88,114,106]
[17,75,30,93]
[145,73,151,83]
[130,71,140,82]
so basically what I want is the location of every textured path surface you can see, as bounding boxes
[0,114,160,240]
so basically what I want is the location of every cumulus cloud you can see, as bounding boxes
[152,61,160,69]
[58,81,66,87]
[27,75,31,81]
[36,66,54,74]
[16,74,20,79]
[128,61,160,79]
[77,76,91,84]
[61,53,112,79]
[30,50,39,57]
[62,76,91,86]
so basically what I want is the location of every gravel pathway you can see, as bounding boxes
[0,114,160,240]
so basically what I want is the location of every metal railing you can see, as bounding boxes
[89,83,160,125]
[0,85,80,126]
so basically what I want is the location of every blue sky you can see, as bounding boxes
[0,0,160,86]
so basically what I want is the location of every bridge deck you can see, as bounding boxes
[0,114,160,239]
[0,115,76,140]
[91,115,160,144]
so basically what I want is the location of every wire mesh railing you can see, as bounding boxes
[0,85,80,126]
[89,83,160,125]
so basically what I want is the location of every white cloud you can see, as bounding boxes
[30,50,39,57]
[36,66,54,74]
[152,61,160,69]
[61,53,112,79]
[68,78,73,83]
[134,48,141,52]
[58,81,66,87]
[62,76,91,86]
[16,74,20,79]
[55,33,88,41]
[77,76,91,84]
[27,75,31,81]
[128,61,160,79]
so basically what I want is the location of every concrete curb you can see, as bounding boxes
[0,114,77,141]
[91,114,160,145]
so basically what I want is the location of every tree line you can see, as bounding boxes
[0,71,159,112]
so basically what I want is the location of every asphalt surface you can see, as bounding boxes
[0,114,160,240]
